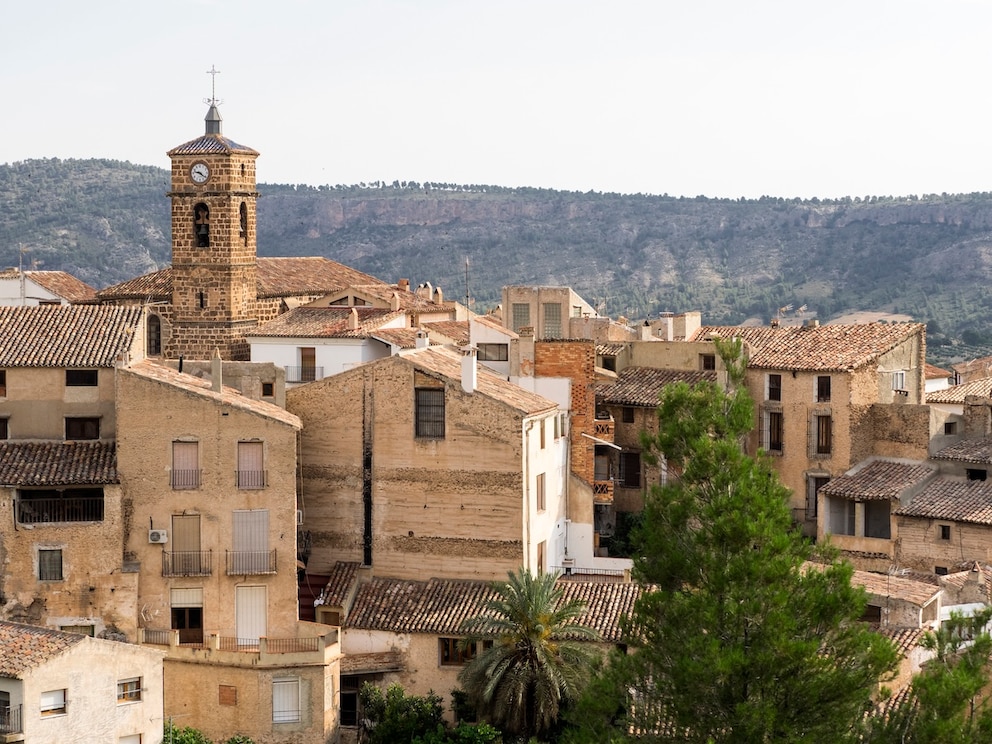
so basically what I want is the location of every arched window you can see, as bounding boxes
[147,315,162,355]
[194,203,210,248]
[240,201,248,244]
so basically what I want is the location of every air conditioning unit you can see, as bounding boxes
[296,510,304,526]
[148,529,168,544]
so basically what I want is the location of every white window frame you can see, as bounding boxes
[272,677,301,724]
[40,688,67,716]
[892,370,906,391]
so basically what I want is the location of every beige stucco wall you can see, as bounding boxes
[115,369,301,640]
[12,635,164,744]
[0,482,138,637]
[3,366,117,440]
[289,355,562,581]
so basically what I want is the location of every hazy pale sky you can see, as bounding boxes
[3,0,990,199]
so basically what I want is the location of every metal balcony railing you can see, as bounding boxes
[285,365,323,383]
[162,550,213,577]
[170,469,202,489]
[16,496,104,524]
[236,470,266,489]
[226,549,277,575]
[0,704,21,735]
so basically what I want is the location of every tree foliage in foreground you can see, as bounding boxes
[566,338,899,743]
[458,568,600,741]
[863,608,992,743]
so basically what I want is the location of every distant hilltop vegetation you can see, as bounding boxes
[2,157,992,364]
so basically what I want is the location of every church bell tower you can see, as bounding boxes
[166,68,260,361]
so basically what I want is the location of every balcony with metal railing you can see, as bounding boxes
[16,496,104,524]
[162,550,213,577]
[226,549,277,575]
[0,703,22,740]
[236,469,266,489]
[170,469,201,489]
[285,366,323,384]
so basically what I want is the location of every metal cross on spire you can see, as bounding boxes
[204,65,222,106]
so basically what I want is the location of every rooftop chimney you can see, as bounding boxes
[415,329,430,349]
[349,307,360,330]
[391,292,401,312]
[398,278,410,292]
[211,348,223,393]
[461,347,478,394]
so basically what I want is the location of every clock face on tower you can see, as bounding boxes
[190,162,210,184]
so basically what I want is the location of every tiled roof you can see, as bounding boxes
[925,362,953,380]
[0,441,117,486]
[927,377,992,404]
[123,361,302,429]
[953,355,992,379]
[0,621,85,677]
[345,577,643,642]
[597,343,627,357]
[0,270,98,303]
[597,367,718,407]
[819,460,936,501]
[852,568,942,607]
[372,328,423,349]
[471,313,517,338]
[0,305,142,367]
[348,284,449,312]
[405,347,557,416]
[423,321,470,345]
[97,258,387,302]
[167,133,259,156]
[317,561,362,608]
[878,626,925,657]
[689,323,924,372]
[894,478,992,526]
[247,307,403,338]
[931,438,992,465]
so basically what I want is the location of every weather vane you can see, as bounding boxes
[204,65,223,107]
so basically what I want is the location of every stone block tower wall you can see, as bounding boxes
[165,107,261,361]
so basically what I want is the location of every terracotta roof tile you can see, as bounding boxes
[597,343,628,357]
[0,270,98,303]
[345,577,643,643]
[422,320,470,345]
[317,561,362,608]
[0,305,142,367]
[0,441,117,486]
[372,328,423,349]
[689,323,924,371]
[931,439,992,464]
[927,378,992,404]
[472,314,516,338]
[852,569,942,607]
[0,621,85,677]
[895,478,992,525]
[97,258,387,302]
[819,460,936,501]
[405,347,557,416]
[925,362,953,380]
[598,366,718,407]
[953,355,992,378]
[247,307,403,338]
[878,626,925,657]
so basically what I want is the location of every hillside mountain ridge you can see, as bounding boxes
[2,157,991,364]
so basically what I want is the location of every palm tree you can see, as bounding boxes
[458,569,600,741]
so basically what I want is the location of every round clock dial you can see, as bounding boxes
[190,162,210,184]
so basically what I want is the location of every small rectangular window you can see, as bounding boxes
[0,369,6,396]
[543,303,562,338]
[219,685,238,706]
[439,637,471,666]
[806,476,829,520]
[944,421,958,435]
[511,303,530,332]
[816,376,831,403]
[700,354,716,371]
[415,388,445,438]
[536,473,546,511]
[967,468,987,482]
[767,411,784,453]
[939,524,951,541]
[935,566,949,576]
[0,418,7,440]
[477,343,508,362]
[66,369,98,386]
[117,677,142,704]
[619,452,641,489]
[66,417,100,440]
[621,407,635,424]
[261,382,274,397]
[40,688,67,716]
[39,549,63,581]
[768,374,782,402]
[540,420,546,449]
[892,371,906,391]
[272,677,301,723]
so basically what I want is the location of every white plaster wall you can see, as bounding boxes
[0,277,62,306]
[524,413,569,573]
[341,628,410,655]
[250,337,393,380]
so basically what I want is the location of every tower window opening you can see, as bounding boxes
[194,202,210,248]
[198,291,206,309]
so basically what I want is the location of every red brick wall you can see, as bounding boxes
[534,340,596,485]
